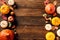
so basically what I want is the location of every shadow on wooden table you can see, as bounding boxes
[14,33,19,40]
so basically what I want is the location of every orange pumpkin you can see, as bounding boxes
[45,3,55,14]
[46,32,55,40]
[0,29,14,40]
[51,17,60,26]
[0,4,10,14]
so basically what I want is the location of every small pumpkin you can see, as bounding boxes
[0,29,14,40]
[0,20,8,28]
[57,6,60,14]
[0,4,10,14]
[51,17,60,26]
[57,29,60,37]
[45,24,52,30]
[46,32,55,40]
[45,3,55,14]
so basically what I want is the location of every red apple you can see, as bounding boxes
[45,3,55,14]
[8,16,14,22]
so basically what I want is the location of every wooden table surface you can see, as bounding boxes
[2,0,60,40]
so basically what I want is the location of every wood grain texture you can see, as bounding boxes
[15,9,44,16]
[2,0,60,40]
[14,2,60,16]
[14,0,60,40]
[16,16,45,25]
[14,0,60,8]
[16,25,48,40]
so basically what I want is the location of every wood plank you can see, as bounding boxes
[16,16,45,25]
[16,25,48,40]
[18,38,45,40]
[15,9,44,16]
[3,0,60,40]
[14,0,60,9]
[16,26,47,34]
[14,0,44,9]
[14,3,60,16]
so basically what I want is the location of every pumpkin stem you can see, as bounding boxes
[6,33,9,36]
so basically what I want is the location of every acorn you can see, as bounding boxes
[10,12,14,15]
